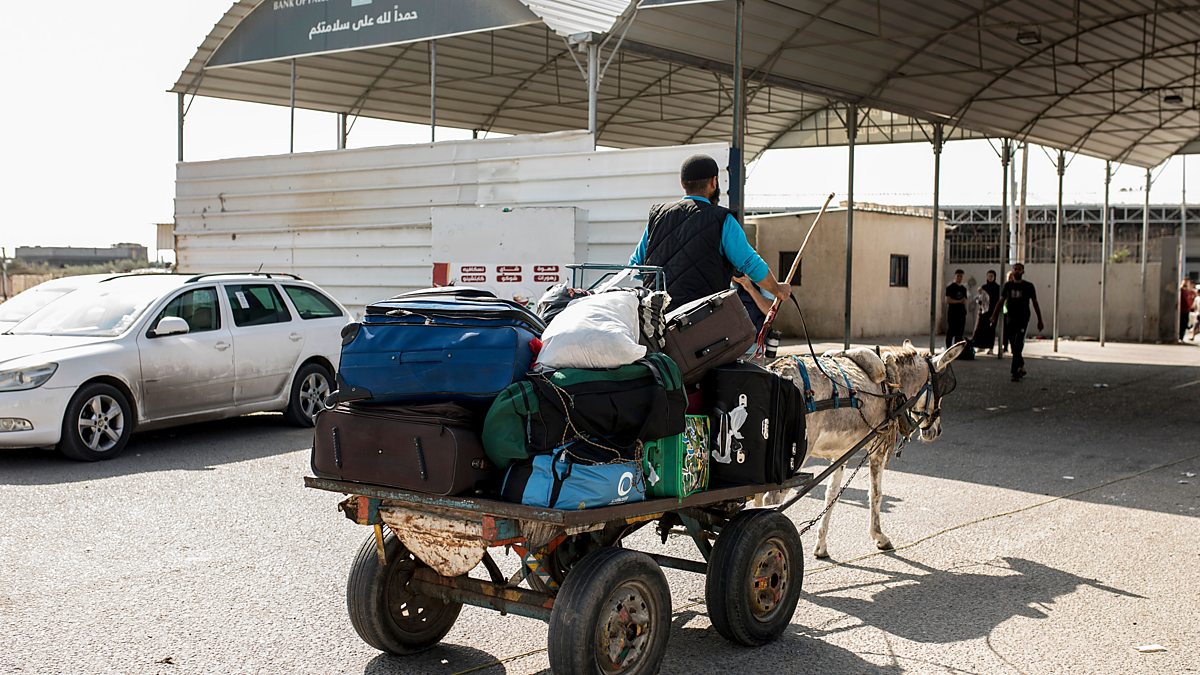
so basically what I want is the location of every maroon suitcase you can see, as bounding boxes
[311,403,493,496]
[663,289,757,385]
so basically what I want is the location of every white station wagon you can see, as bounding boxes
[0,272,349,461]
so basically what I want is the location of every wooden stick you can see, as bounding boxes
[756,192,836,354]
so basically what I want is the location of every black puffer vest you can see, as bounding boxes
[644,198,734,307]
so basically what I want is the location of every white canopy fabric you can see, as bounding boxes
[173,0,1200,167]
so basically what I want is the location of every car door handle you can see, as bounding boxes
[215,341,230,351]
[289,333,302,342]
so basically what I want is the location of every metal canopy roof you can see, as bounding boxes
[174,0,1200,168]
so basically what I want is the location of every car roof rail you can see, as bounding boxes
[184,272,304,283]
[98,272,187,282]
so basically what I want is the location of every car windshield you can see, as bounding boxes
[8,276,183,337]
[0,286,75,322]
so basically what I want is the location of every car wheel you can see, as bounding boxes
[58,383,134,462]
[284,363,333,427]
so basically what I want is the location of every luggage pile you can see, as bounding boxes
[310,279,808,509]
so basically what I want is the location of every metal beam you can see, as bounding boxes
[1053,149,1065,351]
[998,139,1010,358]
[1183,157,1190,286]
[1141,168,1151,342]
[337,112,347,150]
[845,103,857,350]
[930,123,944,353]
[289,58,296,154]
[177,92,185,163]
[430,41,437,143]
[587,41,599,143]
[1101,161,1110,347]
[731,0,745,219]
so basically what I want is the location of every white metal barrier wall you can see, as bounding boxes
[175,131,728,314]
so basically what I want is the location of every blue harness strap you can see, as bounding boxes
[830,358,858,409]
[791,356,818,413]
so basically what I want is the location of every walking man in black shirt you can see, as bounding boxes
[945,269,968,350]
[990,263,1044,382]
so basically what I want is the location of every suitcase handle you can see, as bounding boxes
[413,437,429,481]
[696,337,730,358]
[399,350,448,364]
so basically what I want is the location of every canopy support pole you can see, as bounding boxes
[1140,168,1151,342]
[929,123,944,353]
[1018,143,1029,261]
[998,139,1010,358]
[1101,161,1111,347]
[337,113,347,150]
[430,41,437,143]
[587,41,599,145]
[844,103,857,350]
[730,0,745,220]
[1053,149,1065,352]
[1182,157,1189,283]
[289,58,297,154]
[177,92,185,162]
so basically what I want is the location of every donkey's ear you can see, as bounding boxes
[903,339,914,350]
[933,341,967,371]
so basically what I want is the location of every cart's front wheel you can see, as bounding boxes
[705,509,803,646]
[548,547,671,675]
[346,527,462,655]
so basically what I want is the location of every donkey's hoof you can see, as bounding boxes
[875,538,894,551]
[814,547,830,559]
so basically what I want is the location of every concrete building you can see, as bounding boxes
[16,244,147,268]
[746,205,944,340]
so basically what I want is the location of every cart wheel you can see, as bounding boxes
[346,528,462,655]
[705,509,803,647]
[548,547,671,675]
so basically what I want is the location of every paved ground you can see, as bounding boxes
[2,339,1198,674]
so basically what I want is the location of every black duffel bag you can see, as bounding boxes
[482,353,688,469]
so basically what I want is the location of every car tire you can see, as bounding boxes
[284,362,333,427]
[58,383,134,462]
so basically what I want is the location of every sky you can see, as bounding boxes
[1,0,1197,261]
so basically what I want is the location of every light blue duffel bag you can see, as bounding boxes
[501,443,646,510]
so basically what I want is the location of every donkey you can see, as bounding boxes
[768,340,965,558]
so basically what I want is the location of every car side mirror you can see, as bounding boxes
[153,316,190,337]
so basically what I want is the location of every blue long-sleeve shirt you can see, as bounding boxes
[628,196,770,283]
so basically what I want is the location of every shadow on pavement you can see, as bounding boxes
[804,483,903,514]
[799,352,1200,519]
[0,413,313,486]
[363,644,508,674]
[804,556,1143,645]
[666,609,902,674]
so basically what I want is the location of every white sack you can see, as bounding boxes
[537,292,647,369]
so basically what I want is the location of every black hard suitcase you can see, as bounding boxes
[663,289,757,385]
[705,361,806,486]
[311,403,493,496]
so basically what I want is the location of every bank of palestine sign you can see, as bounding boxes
[207,0,541,68]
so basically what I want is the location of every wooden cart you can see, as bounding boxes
[306,469,829,674]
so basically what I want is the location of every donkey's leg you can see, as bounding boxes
[814,465,844,559]
[869,451,894,550]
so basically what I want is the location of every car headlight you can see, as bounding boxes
[0,363,58,391]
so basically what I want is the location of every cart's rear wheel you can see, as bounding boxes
[548,547,670,675]
[346,527,462,655]
[705,509,803,646]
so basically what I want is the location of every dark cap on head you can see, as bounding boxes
[680,154,720,182]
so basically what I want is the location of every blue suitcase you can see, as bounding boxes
[336,290,546,404]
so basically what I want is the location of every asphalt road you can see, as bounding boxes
[2,339,1198,674]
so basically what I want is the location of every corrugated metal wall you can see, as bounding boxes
[175,131,727,313]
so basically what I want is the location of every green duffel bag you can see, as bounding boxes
[482,352,687,470]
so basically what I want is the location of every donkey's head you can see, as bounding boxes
[885,340,966,442]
